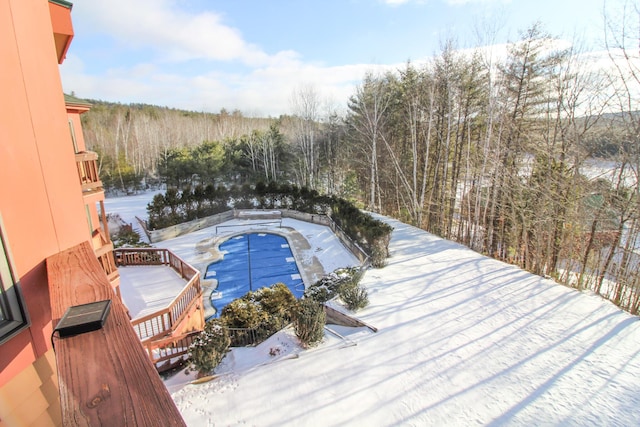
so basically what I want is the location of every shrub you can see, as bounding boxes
[145,183,393,264]
[220,283,297,346]
[220,299,267,330]
[187,319,230,378]
[336,267,364,292]
[370,245,388,268]
[293,298,326,347]
[112,224,149,248]
[340,285,369,311]
[250,283,297,328]
[108,213,150,248]
[305,267,363,303]
[304,283,334,304]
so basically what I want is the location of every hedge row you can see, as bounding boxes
[147,181,393,267]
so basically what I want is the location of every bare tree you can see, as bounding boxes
[290,84,321,189]
[347,72,392,211]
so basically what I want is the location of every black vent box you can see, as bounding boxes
[54,300,112,337]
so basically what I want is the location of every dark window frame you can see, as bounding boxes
[0,214,30,345]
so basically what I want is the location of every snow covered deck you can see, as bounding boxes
[119,265,188,319]
[114,247,202,345]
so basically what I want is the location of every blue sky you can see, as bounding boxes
[60,0,608,117]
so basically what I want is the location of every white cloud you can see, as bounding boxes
[381,0,509,4]
[60,52,400,117]
[63,1,402,116]
[64,0,627,121]
[72,0,289,66]
[446,0,510,4]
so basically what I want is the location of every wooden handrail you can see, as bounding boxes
[75,151,98,161]
[92,228,110,245]
[115,248,198,281]
[132,310,172,342]
[167,275,201,330]
[144,331,201,367]
[115,248,169,266]
[95,249,118,278]
[131,273,201,341]
[47,241,186,426]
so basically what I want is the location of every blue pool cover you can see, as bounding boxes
[205,233,305,317]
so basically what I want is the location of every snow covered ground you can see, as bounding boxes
[106,193,640,426]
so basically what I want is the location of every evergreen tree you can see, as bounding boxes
[187,319,230,378]
[293,298,326,347]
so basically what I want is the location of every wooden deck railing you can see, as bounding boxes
[96,248,118,279]
[47,241,186,425]
[143,331,201,368]
[115,247,169,266]
[75,151,102,192]
[115,248,202,341]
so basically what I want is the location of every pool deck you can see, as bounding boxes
[191,225,327,288]
[118,217,359,321]
[117,230,325,321]
[281,227,326,287]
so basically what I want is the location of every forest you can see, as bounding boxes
[82,22,640,314]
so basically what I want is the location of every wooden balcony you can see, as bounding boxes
[92,229,120,297]
[115,248,203,370]
[75,151,102,192]
[46,241,186,426]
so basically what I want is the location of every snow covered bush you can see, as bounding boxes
[303,278,335,303]
[293,298,326,347]
[220,298,267,330]
[220,283,297,346]
[310,266,369,311]
[370,240,390,268]
[146,182,393,263]
[305,267,363,303]
[341,285,369,311]
[249,283,297,329]
[187,319,230,378]
[108,213,149,248]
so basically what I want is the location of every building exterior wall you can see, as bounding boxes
[0,350,61,427]
[0,1,86,425]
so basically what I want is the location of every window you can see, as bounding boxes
[85,204,93,235]
[69,119,79,153]
[0,215,29,344]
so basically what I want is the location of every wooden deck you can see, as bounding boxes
[114,248,204,369]
[118,265,188,319]
[47,241,186,426]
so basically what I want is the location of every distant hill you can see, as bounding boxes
[577,110,640,158]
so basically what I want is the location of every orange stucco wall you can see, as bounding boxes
[48,2,73,37]
[48,1,73,64]
[0,0,88,390]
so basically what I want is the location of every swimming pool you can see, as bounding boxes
[205,232,305,317]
